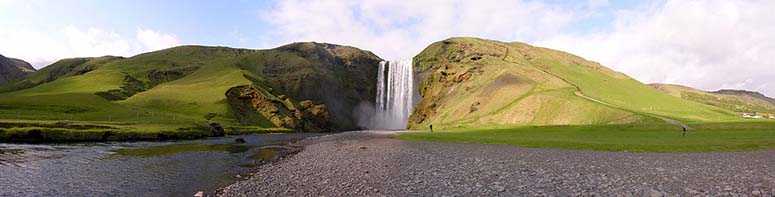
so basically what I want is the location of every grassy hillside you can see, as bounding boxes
[651,83,775,115]
[408,37,739,129]
[0,43,381,142]
[0,54,36,85]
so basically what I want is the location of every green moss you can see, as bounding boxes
[114,143,255,157]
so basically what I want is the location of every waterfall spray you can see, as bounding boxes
[371,60,415,130]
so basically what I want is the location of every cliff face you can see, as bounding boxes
[0,54,35,85]
[237,42,382,130]
[225,85,331,132]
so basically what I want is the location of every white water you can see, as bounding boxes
[371,60,415,130]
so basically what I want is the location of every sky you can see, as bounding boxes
[1,0,774,97]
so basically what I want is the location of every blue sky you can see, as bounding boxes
[0,0,274,48]
[0,0,652,53]
[1,0,774,97]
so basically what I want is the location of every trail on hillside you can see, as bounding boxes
[497,45,692,129]
[574,91,693,130]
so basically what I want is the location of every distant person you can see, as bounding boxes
[682,126,687,137]
[430,124,433,133]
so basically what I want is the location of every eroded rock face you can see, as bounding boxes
[252,42,382,130]
[148,66,199,87]
[225,85,331,132]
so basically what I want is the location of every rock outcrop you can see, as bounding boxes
[240,42,382,130]
[225,85,331,132]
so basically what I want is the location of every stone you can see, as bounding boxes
[194,191,204,197]
[208,122,225,137]
[648,189,665,197]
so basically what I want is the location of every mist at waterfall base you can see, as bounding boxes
[355,60,417,130]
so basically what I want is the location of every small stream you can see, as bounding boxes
[0,133,322,196]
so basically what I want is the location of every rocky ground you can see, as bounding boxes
[219,131,775,196]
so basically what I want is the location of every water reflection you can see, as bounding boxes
[0,133,321,196]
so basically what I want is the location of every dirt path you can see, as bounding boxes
[219,131,775,196]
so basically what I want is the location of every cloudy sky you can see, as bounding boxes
[1,0,774,96]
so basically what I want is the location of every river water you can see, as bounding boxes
[0,133,322,196]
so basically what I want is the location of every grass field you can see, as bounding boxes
[396,122,775,152]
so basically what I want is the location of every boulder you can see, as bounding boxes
[208,123,225,137]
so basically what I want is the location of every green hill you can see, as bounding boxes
[0,42,380,142]
[408,37,739,129]
[651,83,775,115]
[0,54,36,85]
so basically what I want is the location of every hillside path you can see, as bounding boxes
[574,91,693,129]
[219,131,775,196]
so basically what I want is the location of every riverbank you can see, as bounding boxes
[0,120,292,143]
[219,130,775,196]
[0,133,322,196]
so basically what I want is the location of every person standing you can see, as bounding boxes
[430,124,433,133]
[682,126,687,137]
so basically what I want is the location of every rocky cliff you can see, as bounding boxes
[235,42,382,130]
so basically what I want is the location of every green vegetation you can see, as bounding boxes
[0,54,36,85]
[409,37,741,130]
[0,42,380,142]
[397,122,775,152]
[401,37,775,152]
[114,143,254,157]
[651,83,775,116]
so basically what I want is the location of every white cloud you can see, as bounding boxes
[537,0,775,97]
[0,26,179,69]
[260,0,578,61]
[261,0,775,97]
[136,28,180,51]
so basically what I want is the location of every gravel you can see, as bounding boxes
[219,130,775,196]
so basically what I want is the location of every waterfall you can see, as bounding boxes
[371,60,415,130]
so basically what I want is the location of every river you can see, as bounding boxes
[0,133,322,196]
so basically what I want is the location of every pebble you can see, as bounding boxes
[217,131,775,196]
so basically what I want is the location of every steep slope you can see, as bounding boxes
[0,56,123,92]
[408,37,737,129]
[0,43,380,132]
[0,54,35,85]
[651,83,775,114]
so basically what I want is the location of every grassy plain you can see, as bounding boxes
[397,122,775,152]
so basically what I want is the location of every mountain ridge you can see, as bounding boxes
[0,42,381,137]
[408,37,737,129]
[0,54,36,85]
[651,83,775,114]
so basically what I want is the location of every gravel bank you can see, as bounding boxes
[219,130,775,196]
